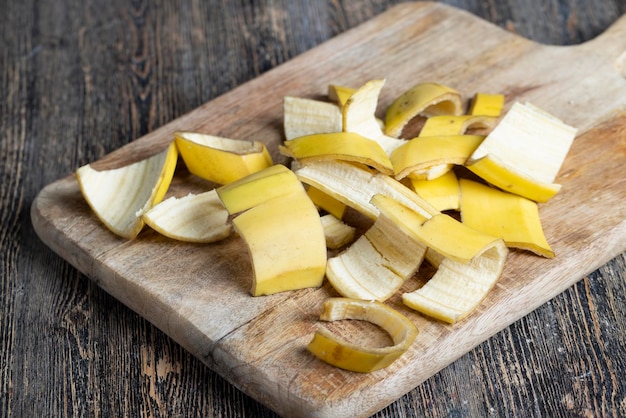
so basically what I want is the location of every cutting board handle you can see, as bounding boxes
[580,12,626,78]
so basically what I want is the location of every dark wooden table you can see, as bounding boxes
[3,0,626,416]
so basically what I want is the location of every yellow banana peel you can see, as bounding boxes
[217,165,327,296]
[307,186,347,220]
[390,134,484,180]
[465,102,577,202]
[217,164,303,213]
[307,298,418,372]
[328,84,356,107]
[143,190,232,243]
[342,79,406,154]
[280,131,394,175]
[371,194,501,264]
[418,115,497,137]
[459,179,554,257]
[385,82,464,138]
[175,132,272,185]
[295,160,439,221]
[469,93,505,117]
[410,170,460,212]
[76,142,178,239]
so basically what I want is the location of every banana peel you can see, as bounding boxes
[390,134,484,180]
[295,160,439,221]
[328,84,356,107]
[217,165,327,296]
[280,131,394,175]
[283,96,342,140]
[175,132,272,185]
[465,102,577,202]
[459,178,554,257]
[307,186,347,220]
[418,114,497,137]
[307,298,418,372]
[385,82,464,138]
[142,190,232,243]
[320,214,356,250]
[409,170,460,212]
[469,93,505,117]
[326,209,427,301]
[76,142,178,239]
[402,241,508,324]
[342,79,406,154]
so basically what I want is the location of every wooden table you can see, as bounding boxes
[3,1,626,416]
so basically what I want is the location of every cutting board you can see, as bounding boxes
[31,2,626,417]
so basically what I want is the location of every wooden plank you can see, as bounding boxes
[30,3,626,417]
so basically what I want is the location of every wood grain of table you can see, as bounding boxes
[2,1,626,417]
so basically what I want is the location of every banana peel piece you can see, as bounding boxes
[142,190,232,243]
[410,170,460,212]
[402,241,508,324]
[175,132,272,185]
[216,165,327,296]
[465,102,577,202]
[326,210,427,301]
[328,84,356,107]
[469,93,505,117]
[295,160,439,221]
[320,214,356,250]
[76,142,178,239]
[369,193,508,323]
[459,179,554,257]
[307,298,419,372]
[419,115,498,137]
[385,82,464,138]
[307,186,347,219]
[343,79,406,154]
[283,96,342,140]
[280,132,394,175]
[371,194,501,264]
[390,134,484,180]
[217,164,303,213]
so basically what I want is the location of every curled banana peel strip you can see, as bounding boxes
[384,82,464,138]
[76,142,178,239]
[459,179,554,258]
[280,131,394,175]
[419,114,498,137]
[326,210,428,301]
[283,96,342,141]
[307,298,419,373]
[366,193,507,323]
[371,194,502,264]
[142,190,232,243]
[342,79,406,155]
[174,132,272,185]
[402,241,508,324]
[390,134,485,180]
[465,102,577,203]
[217,165,327,296]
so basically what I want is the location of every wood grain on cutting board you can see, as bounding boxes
[31,3,626,418]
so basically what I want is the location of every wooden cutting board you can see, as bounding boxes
[31,2,626,417]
